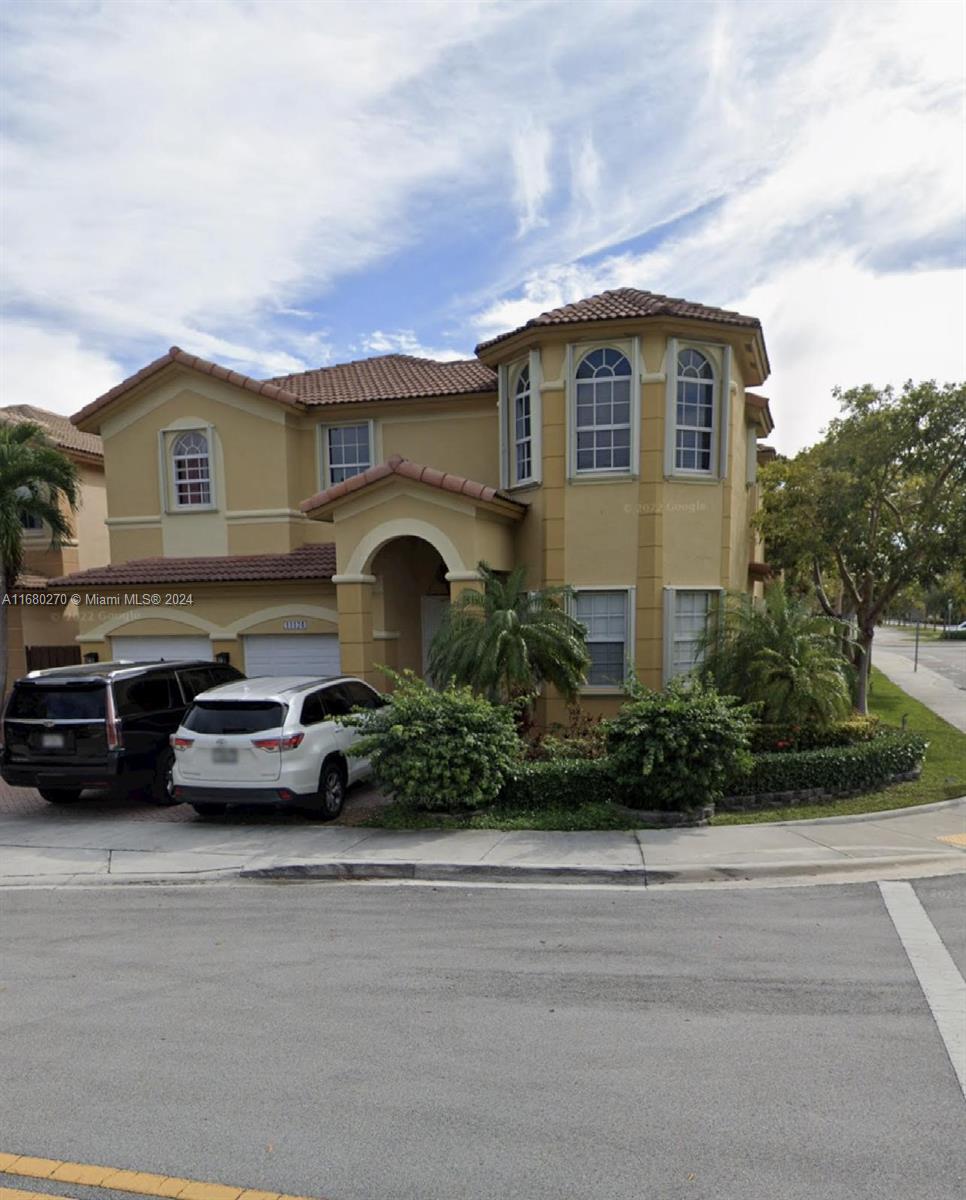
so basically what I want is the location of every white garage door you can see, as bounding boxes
[111,635,212,662]
[242,634,341,678]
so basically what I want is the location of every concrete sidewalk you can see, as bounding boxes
[873,641,966,732]
[1,797,963,887]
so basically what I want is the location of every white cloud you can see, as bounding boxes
[0,323,125,415]
[1,0,963,454]
[360,330,470,362]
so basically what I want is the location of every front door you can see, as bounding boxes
[420,596,449,681]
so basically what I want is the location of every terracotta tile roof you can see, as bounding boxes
[756,443,778,464]
[14,572,49,591]
[73,348,496,429]
[301,454,525,516]
[48,543,336,587]
[0,404,103,459]
[475,287,762,353]
[73,347,304,428]
[748,561,775,580]
[267,354,496,405]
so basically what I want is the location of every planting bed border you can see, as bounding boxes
[718,767,922,812]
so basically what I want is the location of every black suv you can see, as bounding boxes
[1,660,243,805]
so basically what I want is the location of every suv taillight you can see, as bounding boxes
[252,732,304,752]
[105,686,123,750]
[171,735,195,751]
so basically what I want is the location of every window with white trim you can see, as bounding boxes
[326,423,371,485]
[575,348,632,473]
[575,590,629,686]
[671,590,715,677]
[675,348,715,473]
[513,364,533,484]
[171,430,212,507]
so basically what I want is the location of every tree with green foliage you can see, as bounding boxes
[759,380,966,713]
[0,421,79,697]
[428,562,590,706]
[700,585,853,726]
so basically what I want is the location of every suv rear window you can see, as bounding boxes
[183,701,286,735]
[6,683,106,721]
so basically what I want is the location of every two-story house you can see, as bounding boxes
[1,404,108,683]
[53,288,774,723]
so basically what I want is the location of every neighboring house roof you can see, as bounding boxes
[48,543,336,587]
[301,453,525,517]
[475,287,763,352]
[0,404,103,460]
[267,355,495,405]
[756,443,778,465]
[73,347,496,430]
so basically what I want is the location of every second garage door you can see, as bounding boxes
[242,634,341,678]
[111,635,212,662]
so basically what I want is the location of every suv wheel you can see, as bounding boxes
[149,749,178,806]
[305,759,346,821]
[38,788,83,804]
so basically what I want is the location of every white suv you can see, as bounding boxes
[170,675,384,820]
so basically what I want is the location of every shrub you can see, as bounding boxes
[503,758,615,809]
[700,586,854,725]
[342,671,521,811]
[605,679,756,811]
[941,629,966,640]
[530,706,608,761]
[726,730,928,796]
[751,716,880,753]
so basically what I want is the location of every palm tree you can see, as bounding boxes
[699,584,853,726]
[0,420,79,697]
[428,562,590,707]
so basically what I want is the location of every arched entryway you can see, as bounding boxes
[370,536,452,680]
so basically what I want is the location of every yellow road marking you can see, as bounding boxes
[1,1189,76,1200]
[937,833,966,847]
[0,1153,320,1200]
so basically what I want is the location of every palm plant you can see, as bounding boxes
[428,562,590,707]
[699,584,853,726]
[0,420,79,696]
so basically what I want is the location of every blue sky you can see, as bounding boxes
[1,0,964,453]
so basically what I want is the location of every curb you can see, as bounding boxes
[239,852,966,887]
[761,795,966,827]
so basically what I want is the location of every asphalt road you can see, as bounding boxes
[1,879,964,1200]
[877,626,966,691]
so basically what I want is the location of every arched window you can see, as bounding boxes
[171,430,211,507]
[574,348,632,473]
[513,364,533,483]
[675,348,715,473]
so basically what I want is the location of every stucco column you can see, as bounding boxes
[445,570,482,607]
[333,574,377,684]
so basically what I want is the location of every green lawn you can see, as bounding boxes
[363,667,965,831]
[712,667,966,824]
[889,623,943,640]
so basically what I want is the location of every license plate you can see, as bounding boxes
[41,732,65,749]
[212,747,238,764]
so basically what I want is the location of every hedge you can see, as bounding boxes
[503,758,615,809]
[751,716,880,753]
[726,730,928,797]
[941,629,966,641]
